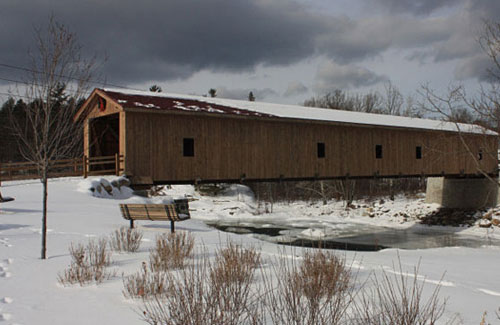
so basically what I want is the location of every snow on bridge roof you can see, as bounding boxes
[102,88,496,135]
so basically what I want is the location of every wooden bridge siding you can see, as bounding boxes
[124,112,152,178]
[119,111,126,172]
[123,111,497,183]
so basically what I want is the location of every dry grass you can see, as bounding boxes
[58,238,113,286]
[352,259,447,325]
[149,232,194,271]
[263,249,354,325]
[111,226,143,252]
[122,262,169,299]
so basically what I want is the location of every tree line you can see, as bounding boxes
[0,83,84,163]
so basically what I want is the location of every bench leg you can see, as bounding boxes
[170,220,175,233]
[130,219,134,229]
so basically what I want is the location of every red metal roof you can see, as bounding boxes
[102,89,276,118]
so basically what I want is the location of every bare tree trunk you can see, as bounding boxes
[41,172,48,259]
[6,17,97,260]
[320,180,327,205]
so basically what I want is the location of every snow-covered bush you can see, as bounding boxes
[110,227,143,252]
[149,232,194,271]
[58,238,113,286]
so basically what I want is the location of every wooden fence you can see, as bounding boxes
[0,154,124,185]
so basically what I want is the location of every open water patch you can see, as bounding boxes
[207,221,500,252]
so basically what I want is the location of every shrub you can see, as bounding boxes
[123,262,169,299]
[298,250,351,301]
[209,244,261,324]
[352,259,447,325]
[149,232,194,271]
[141,245,263,325]
[137,244,452,325]
[263,249,354,325]
[58,238,113,286]
[195,183,229,196]
[211,242,260,284]
[111,227,143,252]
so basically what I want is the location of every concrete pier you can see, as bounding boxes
[426,177,499,209]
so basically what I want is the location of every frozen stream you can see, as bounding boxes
[207,220,500,251]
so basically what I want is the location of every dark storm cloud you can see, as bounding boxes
[369,0,460,15]
[315,15,453,64]
[455,55,497,82]
[0,0,325,84]
[313,61,388,94]
[1,0,499,87]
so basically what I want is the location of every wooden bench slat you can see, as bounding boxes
[122,214,182,220]
[119,201,190,232]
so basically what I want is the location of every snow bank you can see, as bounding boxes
[300,228,326,239]
[1,178,500,324]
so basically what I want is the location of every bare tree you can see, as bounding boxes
[304,89,382,113]
[418,20,500,182]
[361,92,382,113]
[480,20,500,82]
[383,81,404,116]
[402,94,424,118]
[8,17,96,259]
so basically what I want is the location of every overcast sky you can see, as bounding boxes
[0,0,499,105]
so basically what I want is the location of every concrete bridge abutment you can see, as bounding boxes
[426,177,499,209]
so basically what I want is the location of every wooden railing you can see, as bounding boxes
[0,154,124,185]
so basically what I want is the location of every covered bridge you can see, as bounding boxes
[75,88,498,186]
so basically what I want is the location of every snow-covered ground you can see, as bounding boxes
[0,177,499,324]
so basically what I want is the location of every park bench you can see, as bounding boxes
[119,199,190,233]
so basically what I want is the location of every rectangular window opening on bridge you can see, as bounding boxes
[183,138,194,157]
[416,146,422,159]
[375,144,383,159]
[317,142,325,158]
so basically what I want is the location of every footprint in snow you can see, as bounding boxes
[0,272,11,278]
[0,297,12,304]
[0,239,11,248]
[0,313,12,321]
[3,259,12,265]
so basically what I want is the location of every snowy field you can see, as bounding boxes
[0,177,499,324]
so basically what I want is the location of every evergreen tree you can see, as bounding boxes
[0,98,26,162]
[149,85,162,93]
[248,91,255,101]
[208,88,217,97]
